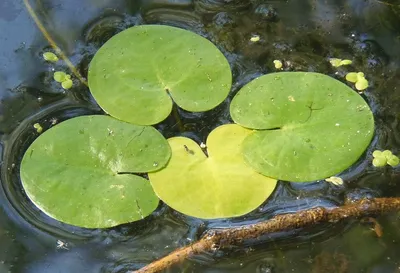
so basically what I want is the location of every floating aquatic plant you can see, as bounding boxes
[230,72,374,182]
[372,150,399,167]
[20,115,171,228]
[53,71,73,90]
[329,58,352,67]
[250,35,260,42]
[149,124,277,219]
[42,51,59,62]
[273,60,283,69]
[20,25,377,228]
[33,123,43,134]
[88,25,232,125]
[345,72,369,91]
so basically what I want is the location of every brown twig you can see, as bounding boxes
[132,197,400,273]
[23,0,88,86]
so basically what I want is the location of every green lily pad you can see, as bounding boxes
[230,72,374,182]
[20,115,171,228]
[88,25,232,125]
[148,124,277,219]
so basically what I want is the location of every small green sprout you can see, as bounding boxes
[329,58,352,67]
[372,150,399,167]
[273,60,283,69]
[250,35,260,42]
[53,71,73,90]
[325,176,343,186]
[345,72,369,91]
[43,52,59,62]
[33,123,43,134]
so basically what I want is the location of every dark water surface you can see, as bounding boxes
[1,0,400,272]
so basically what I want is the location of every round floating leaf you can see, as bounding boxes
[43,52,59,62]
[372,150,400,167]
[230,72,374,182]
[20,115,171,228]
[61,78,73,90]
[54,71,67,83]
[149,124,277,219]
[88,25,232,125]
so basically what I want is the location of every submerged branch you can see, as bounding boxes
[132,197,400,273]
[23,0,88,86]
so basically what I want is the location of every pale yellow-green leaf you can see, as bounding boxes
[355,77,369,91]
[387,155,400,167]
[329,58,342,67]
[149,124,277,219]
[372,157,386,167]
[372,150,383,157]
[33,123,43,134]
[61,79,73,90]
[382,150,392,158]
[43,52,59,62]
[345,72,358,83]
[250,35,260,42]
[372,149,399,167]
[339,59,352,66]
[273,60,283,69]
[54,71,67,83]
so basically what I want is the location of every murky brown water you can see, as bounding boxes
[1,0,400,272]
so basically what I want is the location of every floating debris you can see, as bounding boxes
[56,240,69,250]
[325,176,343,186]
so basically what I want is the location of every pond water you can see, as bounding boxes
[1,0,400,272]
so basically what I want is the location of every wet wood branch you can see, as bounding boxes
[132,197,400,273]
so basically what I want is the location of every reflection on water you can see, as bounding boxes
[1,0,400,272]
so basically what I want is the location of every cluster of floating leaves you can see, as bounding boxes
[329,58,369,91]
[42,51,73,90]
[33,123,43,134]
[346,72,369,91]
[20,25,378,228]
[372,150,400,167]
[53,71,73,90]
[329,58,352,67]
